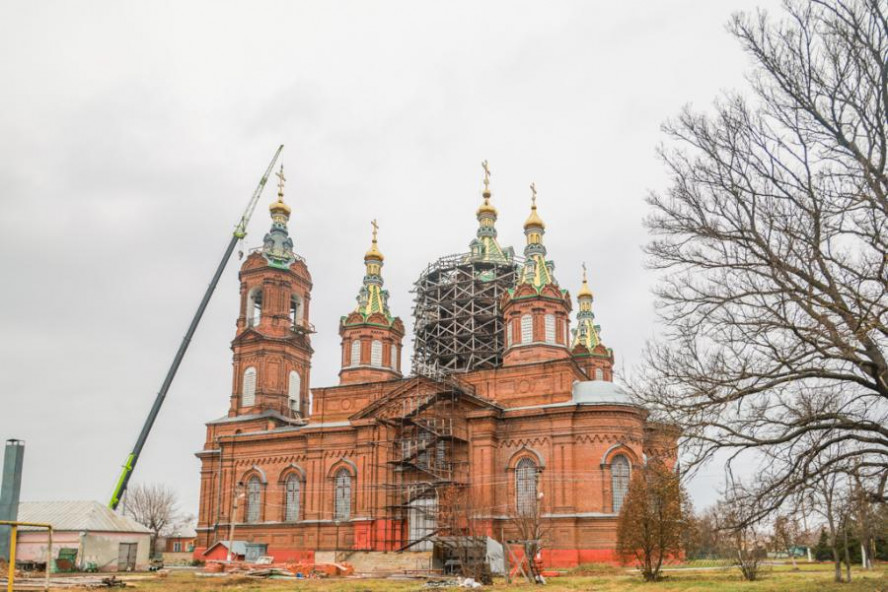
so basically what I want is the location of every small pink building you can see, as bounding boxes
[15,501,151,572]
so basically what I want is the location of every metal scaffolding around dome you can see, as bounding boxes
[411,252,522,375]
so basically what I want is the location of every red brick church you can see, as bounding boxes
[194,165,677,568]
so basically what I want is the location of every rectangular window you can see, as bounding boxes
[173,542,181,553]
[521,315,533,344]
[350,340,361,367]
[545,314,556,344]
[506,322,512,346]
[371,340,383,367]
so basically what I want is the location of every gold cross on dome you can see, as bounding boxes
[275,164,286,198]
[371,218,379,242]
[582,262,587,281]
[481,160,491,191]
[530,182,537,206]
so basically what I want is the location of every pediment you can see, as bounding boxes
[349,375,501,422]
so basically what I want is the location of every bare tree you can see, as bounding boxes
[773,513,801,570]
[124,483,184,557]
[806,470,854,582]
[717,495,767,582]
[507,490,547,585]
[633,0,888,516]
[616,459,687,581]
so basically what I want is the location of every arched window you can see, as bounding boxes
[545,314,556,344]
[334,469,352,521]
[563,319,569,344]
[242,367,257,407]
[515,457,538,516]
[289,295,303,328]
[595,368,604,381]
[506,322,513,347]
[370,340,383,367]
[612,455,631,513]
[246,476,262,523]
[284,475,300,522]
[521,314,533,344]
[288,371,301,413]
[394,344,401,371]
[247,288,263,327]
[350,340,361,367]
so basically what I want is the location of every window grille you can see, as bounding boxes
[334,469,352,521]
[595,368,604,381]
[285,475,300,521]
[612,455,631,513]
[516,457,538,516]
[506,322,512,346]
[246,477,262,523]
[242,367,257,407]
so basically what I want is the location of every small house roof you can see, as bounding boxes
[203,540,247,556]
[16,501,151,533]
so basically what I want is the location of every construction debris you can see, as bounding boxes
[0,575,126,589]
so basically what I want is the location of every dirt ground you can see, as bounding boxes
[92,564,888,592]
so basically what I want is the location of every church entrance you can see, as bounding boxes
[407,497,437,551]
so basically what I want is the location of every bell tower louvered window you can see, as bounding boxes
[288,371,301,413]
[521,314,533,344]
[350,340,361,366]
[242,367,257,407]
[370,340,383,367]
[545,314,556,344]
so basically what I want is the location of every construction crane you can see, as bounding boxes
[108,145,284,510]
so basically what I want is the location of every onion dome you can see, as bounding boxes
[523,185,546,230]
[466,160,513,264]
[364,220,385,262]
[261,164,296,268]
[572,264,604,351]
[577,263,593,299]
[352,220,394,322]
[516,183,559,290]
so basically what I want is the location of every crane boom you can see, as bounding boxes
[109,145,284,510]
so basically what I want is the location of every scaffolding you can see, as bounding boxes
[412,253,520,375]
[376,371,472,555]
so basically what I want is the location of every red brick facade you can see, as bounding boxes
[194,183,677,569]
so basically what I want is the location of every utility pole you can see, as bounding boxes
[226,484,245,563]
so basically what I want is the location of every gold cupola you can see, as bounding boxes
[269,163,292,218]
[467,160,512,264]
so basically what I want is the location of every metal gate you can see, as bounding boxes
[117,542,137,571]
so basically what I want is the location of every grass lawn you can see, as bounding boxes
[109,565,888,592]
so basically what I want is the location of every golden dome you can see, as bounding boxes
[365,219,384,261]
[578,263,593,298]
[524,203,545,230]
[476,193,497,217]
[269,198,291,216]
[524,182,545,229]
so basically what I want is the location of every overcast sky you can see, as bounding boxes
[0,0,782,515]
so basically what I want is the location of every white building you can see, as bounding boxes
[15,501,151,572]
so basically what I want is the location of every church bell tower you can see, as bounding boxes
[229,165,313,417]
